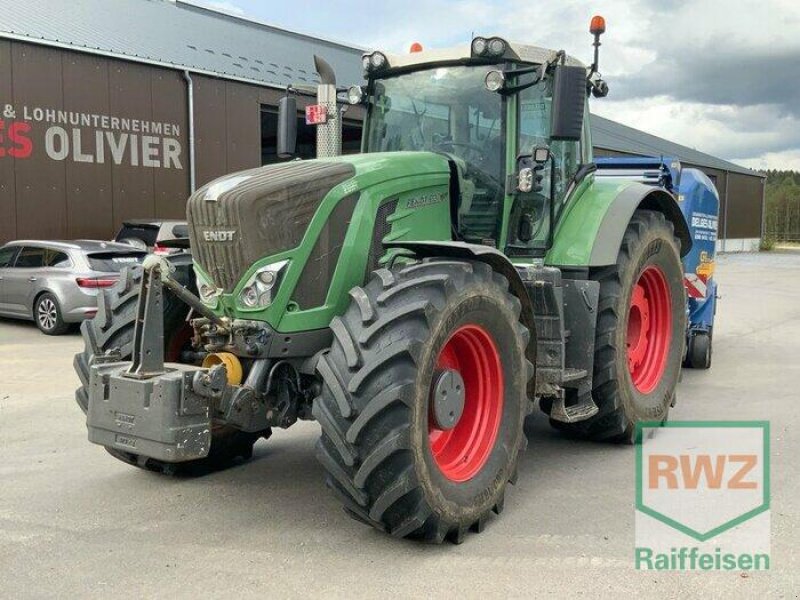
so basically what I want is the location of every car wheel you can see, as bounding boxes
[35,292,69,335]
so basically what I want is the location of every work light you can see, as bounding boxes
[471,37,488,56]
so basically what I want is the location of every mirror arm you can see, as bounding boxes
[547,154,557,251]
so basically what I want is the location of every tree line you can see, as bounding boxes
[764,170,800,242]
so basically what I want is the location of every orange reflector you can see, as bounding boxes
[590,15,606,35]
[409,42,423,53]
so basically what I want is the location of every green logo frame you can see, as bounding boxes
[635,421,770,542]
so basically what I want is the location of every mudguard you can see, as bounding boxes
[384,241,537,365]
[547,177,692,268]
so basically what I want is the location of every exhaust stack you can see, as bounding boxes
[313,55,342,158]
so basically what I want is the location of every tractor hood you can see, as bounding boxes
[187,160,355,292]
[187,152,449,294]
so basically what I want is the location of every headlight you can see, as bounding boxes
[362,51,388,75]
[484,69,505,92]
[370,52,387,69]
[472,36,508,58]
[347,85,365,105]
[196,270,220,308]
[237,260,288,310]
[471,37,488,56]
[487,37,507,57]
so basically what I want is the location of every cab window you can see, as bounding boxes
[518,83,581,204]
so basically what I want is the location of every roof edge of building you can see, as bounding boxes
[591,114,764,178]
[177,0,368,53]
[0,31,305,90]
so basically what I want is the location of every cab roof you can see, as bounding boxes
[376,41,586,73]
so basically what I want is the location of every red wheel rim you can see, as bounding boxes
[428,324,504,482]
[626,265,672,394]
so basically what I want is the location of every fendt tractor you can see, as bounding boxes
[75,17,720,543]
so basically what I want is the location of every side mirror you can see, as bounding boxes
[550,64,585,141]
[277,95,297,158]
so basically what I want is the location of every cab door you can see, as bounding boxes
[0,246,20,315]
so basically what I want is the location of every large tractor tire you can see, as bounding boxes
[74,266,269,474]
[550,210,686,442]
[314,259,533,543]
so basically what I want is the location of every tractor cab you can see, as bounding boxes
[328,34,605,258]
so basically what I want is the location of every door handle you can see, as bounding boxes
[28,277,37,282]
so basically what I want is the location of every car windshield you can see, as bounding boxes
[364,66,506,242]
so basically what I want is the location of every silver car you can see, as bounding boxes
[0,240,145,335]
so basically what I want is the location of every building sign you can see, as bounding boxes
[0,103,183,169]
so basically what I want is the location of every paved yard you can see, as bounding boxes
[1,251,798,598]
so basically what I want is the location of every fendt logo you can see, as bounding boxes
[203,230,236,242]
[635,421,770,571]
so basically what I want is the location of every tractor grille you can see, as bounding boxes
[187,161,355,292]
[366,197,398,275]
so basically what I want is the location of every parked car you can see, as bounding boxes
[113,220,188,255]
[0,240,146,335]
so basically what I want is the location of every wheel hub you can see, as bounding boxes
[430,369,466,430]
[626,265,672,394]
[428,324,504,483]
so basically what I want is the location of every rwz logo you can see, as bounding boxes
[203,230,236,242]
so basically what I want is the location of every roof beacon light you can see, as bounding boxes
[409,42,423,53]
[590,15,606,35]
[588,16,609,98]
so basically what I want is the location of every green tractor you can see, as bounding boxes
[75,19,690,543]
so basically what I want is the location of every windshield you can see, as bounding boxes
[364,66,506,243]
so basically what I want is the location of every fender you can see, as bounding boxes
[384,241,537,365]
[547,178,692,268]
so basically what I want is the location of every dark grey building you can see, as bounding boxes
[0,0,765,251]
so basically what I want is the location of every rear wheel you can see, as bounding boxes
[35,292,69,335]
[550,210,686,442]
[314,259,533,542]
[74,266,269,474]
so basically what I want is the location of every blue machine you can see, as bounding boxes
[595,157,719,368]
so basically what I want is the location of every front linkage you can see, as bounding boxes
[85,257,313,463]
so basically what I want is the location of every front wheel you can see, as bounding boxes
[314,259,533,543]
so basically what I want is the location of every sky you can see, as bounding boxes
[199,0,800,171]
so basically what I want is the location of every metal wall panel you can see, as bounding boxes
[10,43,66,240]
[224,81,260,174]
[151,69,189,219]
[193,75,228,187]
[62,51,113,239]
[0,40,16,242]
[108,60,156,230]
